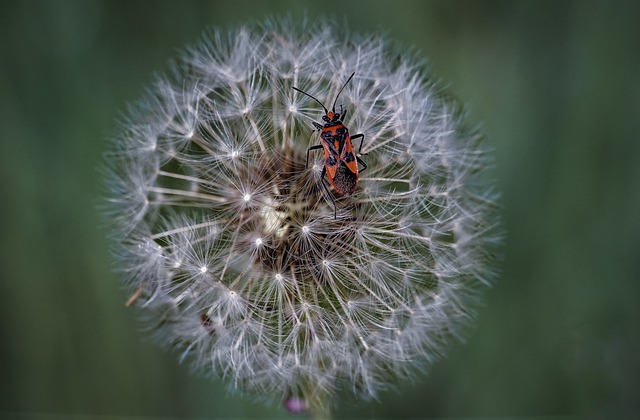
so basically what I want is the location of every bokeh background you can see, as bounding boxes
[1,0,639,418]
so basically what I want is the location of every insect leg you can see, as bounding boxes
[351,133,368,172]
[356,155,368,172]
[351,133,366,154]
[306,144,324,168]
[320,166,337,219]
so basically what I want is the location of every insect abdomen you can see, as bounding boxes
[331,161,358,195]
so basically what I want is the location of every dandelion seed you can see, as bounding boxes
[104,18,501,416]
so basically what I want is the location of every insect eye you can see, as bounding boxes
[322,116,330,122]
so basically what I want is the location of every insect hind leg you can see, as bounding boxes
[319,166,337,219]
[305,145,336,218]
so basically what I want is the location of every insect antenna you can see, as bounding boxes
[331,72,355,113]
[292,86,328,114]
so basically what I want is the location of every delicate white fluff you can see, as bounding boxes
[104,18,501,412]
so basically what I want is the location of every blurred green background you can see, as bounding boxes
[1,0,639,418]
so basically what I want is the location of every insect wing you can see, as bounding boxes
[321,137,339,182]
[340,134,359,175]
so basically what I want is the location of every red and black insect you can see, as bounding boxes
[293,72,367,218]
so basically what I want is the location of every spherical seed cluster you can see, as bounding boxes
[104,19,500,412]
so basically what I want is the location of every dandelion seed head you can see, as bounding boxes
[104,18,501,413]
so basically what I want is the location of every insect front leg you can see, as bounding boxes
[306,144,324,168]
